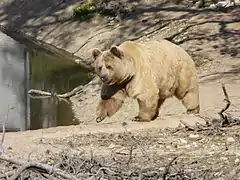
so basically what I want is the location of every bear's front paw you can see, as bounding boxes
[96,116,106,123]
[132,116,151,122]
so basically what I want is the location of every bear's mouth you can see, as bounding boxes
[105,80,113,85]
[101,78,113,85]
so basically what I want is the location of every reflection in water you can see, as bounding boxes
[0,31,92,132]
[29,50,92,130]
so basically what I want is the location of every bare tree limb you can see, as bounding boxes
[28,85,83,99]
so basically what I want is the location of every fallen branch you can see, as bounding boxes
[0,155,80,180]
[28,85,83,99]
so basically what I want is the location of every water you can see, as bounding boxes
[0,31,93,132]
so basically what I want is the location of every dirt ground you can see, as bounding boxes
[0,0,240,179]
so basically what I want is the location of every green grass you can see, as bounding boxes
[72,1,116,22]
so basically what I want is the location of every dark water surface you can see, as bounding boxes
[0,31,92,132]
[28,50,92,131]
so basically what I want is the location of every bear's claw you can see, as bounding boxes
[96,116,106,123]
[132,116,151,122]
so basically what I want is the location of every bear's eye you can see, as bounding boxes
[106,65,112,69]
[98,66,102,71]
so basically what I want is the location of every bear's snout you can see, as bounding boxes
[100,75,110,84]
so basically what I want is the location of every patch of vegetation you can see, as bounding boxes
[72,1,117,22]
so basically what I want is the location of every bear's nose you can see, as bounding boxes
[100,75,109,83]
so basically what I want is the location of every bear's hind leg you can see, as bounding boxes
[178,88,200,114]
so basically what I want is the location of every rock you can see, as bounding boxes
[226,137,235,143]
[216,1,235,8]
[179,138,188,144]
[166,145,175,152]
[195,1,204,8]
[192,142,198,147]
[108,143,116,149]
[184,144,191,149]
[220,157,228,161]
[189,134,201,140]
[209,4,217,9]
[234,0,240,5]
[235,158,240,165]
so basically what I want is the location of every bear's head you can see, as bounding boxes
[91,46,134,86]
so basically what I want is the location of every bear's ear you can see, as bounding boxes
[92,48,102,60]
[110,46,124,58]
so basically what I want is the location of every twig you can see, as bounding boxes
[28,85,83,99]
[218,83,231,126]
[122,125,151,161]
[162,156,179,180]
[0,155,80,180]
[94,167,118,177]
[126,143,137,168]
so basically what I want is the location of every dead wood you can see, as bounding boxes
[162,156,179,180]
[28,85,83,99]
[175,83,240,134]
[218,83,231,126]
[0,155,80,180]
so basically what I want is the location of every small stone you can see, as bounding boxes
[166,145,175,152]
[108,143,116,149]
[220,157,228,161]
[235,0,240,5]
[192,142,198,147]
[195,1,203,8]
[189,134,200,140]
[209,4,217,9]
[179,138,188,144]
[227,137,235,143]
[7,146,12,150]
[184,144,191,149]
[74,59,81,64]
[235,158,240,165]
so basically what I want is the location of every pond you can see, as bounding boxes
[0,31,93,132]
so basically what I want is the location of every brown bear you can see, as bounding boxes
[92,39,200,122]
